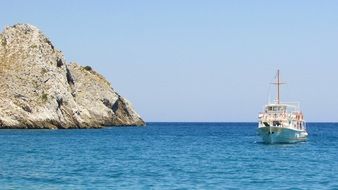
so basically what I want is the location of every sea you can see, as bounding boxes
[0,122,337,190]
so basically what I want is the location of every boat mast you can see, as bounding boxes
[272,69,284,104]
[277,70,280,104]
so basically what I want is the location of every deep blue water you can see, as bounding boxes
[0,122,337,190]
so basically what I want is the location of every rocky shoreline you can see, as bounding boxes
[0,24,145,129]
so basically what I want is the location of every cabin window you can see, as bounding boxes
[267,106,286,112]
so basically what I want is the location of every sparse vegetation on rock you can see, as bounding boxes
[41,93,48,102]
[83,66,92,71]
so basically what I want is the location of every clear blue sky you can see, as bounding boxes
[1,1,338,122]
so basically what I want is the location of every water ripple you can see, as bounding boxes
[0,123,337,189]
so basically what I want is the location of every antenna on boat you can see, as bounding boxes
[271,69,285,104]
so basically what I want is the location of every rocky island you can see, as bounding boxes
[0,24,145,129]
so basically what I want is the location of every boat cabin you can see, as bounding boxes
[265,105,287,113]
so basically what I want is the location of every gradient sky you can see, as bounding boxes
[1,1,338,122]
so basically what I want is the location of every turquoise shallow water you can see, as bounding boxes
[0,122,337,189]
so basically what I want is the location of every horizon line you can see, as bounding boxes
[144,121,338,124]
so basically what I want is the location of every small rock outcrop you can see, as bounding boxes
[0,24,144,129]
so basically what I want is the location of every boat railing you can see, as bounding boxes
[259,113,288,121]
[259,112,304,122]
[265,102,301,110]
[280,102,301,110]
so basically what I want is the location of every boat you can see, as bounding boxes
[257,70,308,144]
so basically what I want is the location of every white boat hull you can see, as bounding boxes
[257,126,308,144]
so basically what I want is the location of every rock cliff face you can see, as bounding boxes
[0,24,144,129]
